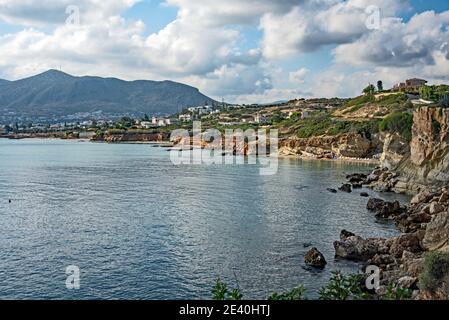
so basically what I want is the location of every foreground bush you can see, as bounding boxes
[419,251,449,299]
[268,286,306,300]
[319,271,367,300]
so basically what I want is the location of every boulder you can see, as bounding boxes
[367,254,396,269]
[439,189,449,204]
[389,233,422,258]
[401,251,424,278]
[340,229,356,240]
[411,190,434,205]
[339,184,352,193]
[367,198,402,218]
[397,276,418,289]
[360,192,370,197]
[334,234,384,262]
[367,198,385,211]
[346,173,367,183]
[327,188,338,194]
[304,247,327,268]
[429,202,445,215]
[423,211,449,251]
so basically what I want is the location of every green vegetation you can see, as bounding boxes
[440,94,449,108]
[419,251,449,295]
[345,94,376,108]
[212,279,243,301]
[377,81,384,92]
[318,271,367,300]
[384,284,413,300]
[379,111,413,141]
[363,84,376,96]
[420,85,449,102]
[296,114,379,139]
[115,116,135,129]
[211,271,418,301]
[268,286,306,301]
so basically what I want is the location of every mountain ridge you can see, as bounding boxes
[0,70,217,120]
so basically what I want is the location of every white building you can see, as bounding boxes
[140,121,153,129]
[179,114,192,122]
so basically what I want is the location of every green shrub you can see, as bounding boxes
[268,286,306,300]
[383,284,413,300]
[379,111,413,141]
[419,251,449,295]
[319,271,367,300]
[212,279,243,300]
[440,95,449,108]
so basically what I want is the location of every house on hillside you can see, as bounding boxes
[393,78,427,91]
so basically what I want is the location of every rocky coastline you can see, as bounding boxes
[318,107,449,300]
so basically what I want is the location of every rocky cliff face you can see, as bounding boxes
[279,133,378,159]
[392,107,449,191]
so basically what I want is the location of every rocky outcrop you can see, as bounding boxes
[279,133,378,159]
[304,247,327,268]
[94,132,166,143]
[380,133,410,170]
[334,231,388,262]
[423,211,449,252]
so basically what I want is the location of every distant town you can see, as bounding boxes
[1,78,448,139]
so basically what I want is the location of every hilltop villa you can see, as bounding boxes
[393,78,427,91]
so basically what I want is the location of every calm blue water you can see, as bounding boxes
[0,139,410,300]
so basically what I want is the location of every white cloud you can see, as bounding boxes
[260,0,410,59]
[289,67,309,84]
[0,0,447,102]
[334,11,449,68]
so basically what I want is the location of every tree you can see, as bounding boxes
[377,81,383,92]
[363,84,376,95]
[440,94,449,108]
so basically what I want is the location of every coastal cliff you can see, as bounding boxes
[380,107,449,192]
[279,133,379,160]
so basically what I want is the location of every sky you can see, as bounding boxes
[0,0,448,103]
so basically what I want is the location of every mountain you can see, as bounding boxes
[0,70,217,119]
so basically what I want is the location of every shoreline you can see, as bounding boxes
[1,135,380,165]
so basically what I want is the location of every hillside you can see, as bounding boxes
[0,70,217,119]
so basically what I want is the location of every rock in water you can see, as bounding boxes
[304,247,327,268]
[334,232,384,262]
[366,198,401,218]
[327,188,338,193]
[339,184,352,193]
[360,192,369,197]
[367,198,385,211]
[340,230,356,240]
